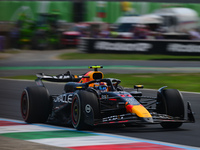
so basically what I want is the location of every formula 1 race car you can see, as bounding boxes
[20,66,195,130]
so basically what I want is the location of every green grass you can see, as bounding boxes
[104,73,200,93]
[58,52,200,61]
[3,73,200,93]
[3,75,36,80]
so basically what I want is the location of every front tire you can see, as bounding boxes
[21,86,51,123]
[157,89,185,128]
[71,91,100,130]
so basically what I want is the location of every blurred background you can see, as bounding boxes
[1,0,200,51]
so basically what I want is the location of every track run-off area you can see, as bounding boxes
[0,118,199,150]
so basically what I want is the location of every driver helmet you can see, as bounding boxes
[98,82,108,92]
[94,82,108,92]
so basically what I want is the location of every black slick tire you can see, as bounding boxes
[71,90,100,130]
[21,86,51,123]
[157,89,185,128]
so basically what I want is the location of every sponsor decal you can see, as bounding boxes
[94,41,152,52]
[101,94,107,99]
[103,115,125,122]
[103,115,118,122]
[78,39,87,51]
[35,79,44,86]
[57,75,71,79]
[85,104,91,113]
[167,43,200,53]
[125,97,139,105]
[53,94,73,103]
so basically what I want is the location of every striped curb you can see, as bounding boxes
[0,118,199,150]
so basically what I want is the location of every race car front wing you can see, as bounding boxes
[95,101,195,125]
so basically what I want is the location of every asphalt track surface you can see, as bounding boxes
[0,79,200,149]
[0,49,200,149]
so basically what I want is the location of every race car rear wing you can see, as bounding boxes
[35,71,88,82]
[35,66,104,83]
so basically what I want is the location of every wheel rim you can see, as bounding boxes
[72,97,79,125]
[21,91,29,120]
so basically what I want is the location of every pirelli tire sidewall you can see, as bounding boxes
[71,90,100,130]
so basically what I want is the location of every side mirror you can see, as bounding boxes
[134,85,143,92]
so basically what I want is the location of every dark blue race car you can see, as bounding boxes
[20,66,195,130]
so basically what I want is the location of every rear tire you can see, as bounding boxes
[157,89,184,128]
[21,86,51,123]
[71,91,100,130]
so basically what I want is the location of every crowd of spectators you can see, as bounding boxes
[78,24,165,40]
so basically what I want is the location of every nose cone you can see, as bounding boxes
[125,103,153,123]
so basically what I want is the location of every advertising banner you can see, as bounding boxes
[78,38,200,55]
